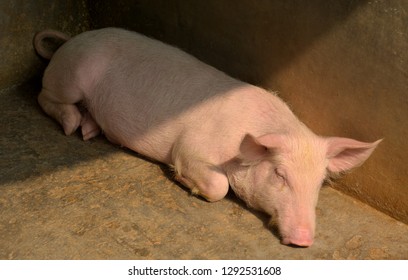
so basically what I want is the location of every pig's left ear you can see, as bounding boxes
[239,133,284,162]
[326,137,382,173]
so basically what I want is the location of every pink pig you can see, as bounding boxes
[33,28,381,247]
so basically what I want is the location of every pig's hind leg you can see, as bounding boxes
[172,154,229,202]
[39,88,101,140]
[80,111,101,140]
[38,87,84,137]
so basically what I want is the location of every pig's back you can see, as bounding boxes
[59,28,245,162]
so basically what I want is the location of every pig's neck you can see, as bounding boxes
[221,87,315,202]
[223,86,310,151]
[254,89,305,134]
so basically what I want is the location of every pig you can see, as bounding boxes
[33,28,381,247]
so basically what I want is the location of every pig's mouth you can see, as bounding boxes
[279,228,314,247]
[280,236,313,248]
[268,212,289,245]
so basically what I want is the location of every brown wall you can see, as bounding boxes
[90,0,408,223]
[1,0,406,223]
[0,0,89,89]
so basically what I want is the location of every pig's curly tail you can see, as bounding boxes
[33,30,71,60]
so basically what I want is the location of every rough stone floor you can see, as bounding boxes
[1,83,407,260]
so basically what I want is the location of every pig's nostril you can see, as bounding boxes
[293,240,313,248]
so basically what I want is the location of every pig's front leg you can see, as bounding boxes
[172,155,229,202]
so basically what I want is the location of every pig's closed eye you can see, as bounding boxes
[274,168,287,191]
[274,168,286,181]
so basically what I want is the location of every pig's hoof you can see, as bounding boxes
[187,184,219,202]
[190,186,200,196]
[61,113,81,136]
[82,128,101,141]
[81,123,101,140]
[80,111,101,140]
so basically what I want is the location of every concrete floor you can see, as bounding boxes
[1,83,407,260]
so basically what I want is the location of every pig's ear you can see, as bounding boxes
[326,137,382,173]
[239,133,284,162]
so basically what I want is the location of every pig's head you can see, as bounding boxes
[227,131,381,247]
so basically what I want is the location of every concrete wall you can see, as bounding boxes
[0,0,89,89]
[90,0,408,223]
[1,0,406,223]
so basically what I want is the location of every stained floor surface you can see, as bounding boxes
[1,84,407,259]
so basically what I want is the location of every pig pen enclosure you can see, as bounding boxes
[0,0,407,259]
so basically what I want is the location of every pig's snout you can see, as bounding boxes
[281,228,314,247]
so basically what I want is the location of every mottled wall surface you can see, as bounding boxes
[90,0,407,223]
[0,0,89,88]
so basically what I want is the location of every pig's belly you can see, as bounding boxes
[97,113,179,164]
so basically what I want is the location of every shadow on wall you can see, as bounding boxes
[88,0,369,85]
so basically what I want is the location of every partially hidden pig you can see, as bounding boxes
[33,28,381,247]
